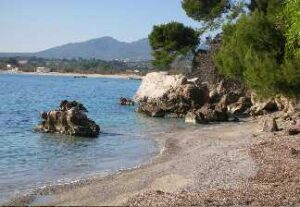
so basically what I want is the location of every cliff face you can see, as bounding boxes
[190,39,244,93]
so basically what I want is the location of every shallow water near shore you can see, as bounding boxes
[0,73,189,203]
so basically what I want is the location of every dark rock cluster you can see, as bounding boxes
[35,100,100,137]
[119,97,135,106]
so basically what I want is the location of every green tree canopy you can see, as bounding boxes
[149,22,199,70]
[181,0,229,22]
[214,0,300,97]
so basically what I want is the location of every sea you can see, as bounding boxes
[0,73,188,203]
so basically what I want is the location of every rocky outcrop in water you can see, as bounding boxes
[119,97,135,106]
[35,100,100,137]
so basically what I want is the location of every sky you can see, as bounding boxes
[0,0,199,52]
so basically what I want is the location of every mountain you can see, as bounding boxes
[0,37,152,61]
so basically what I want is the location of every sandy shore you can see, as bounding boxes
[9,120,264,206]
[1,71,143,80]
[8,118,300,206]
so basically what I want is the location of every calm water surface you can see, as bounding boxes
[0,73,187,203]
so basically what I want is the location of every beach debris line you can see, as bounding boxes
[35,100,100,137]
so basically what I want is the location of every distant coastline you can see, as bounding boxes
[0,71,143,80]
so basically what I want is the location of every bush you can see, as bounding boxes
[281,0,300,58]
[214,8,300,97]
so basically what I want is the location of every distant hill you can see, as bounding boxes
[0,37,152,61]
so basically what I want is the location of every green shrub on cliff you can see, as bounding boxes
[281,0,300,58]
[214,0,300,97]
[214,11,285,94]
[149,22,199,70]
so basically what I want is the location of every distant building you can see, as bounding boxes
[18,60,28,65]
[11,67,19,72]
[6,64,12,69]
[36,67,51,73]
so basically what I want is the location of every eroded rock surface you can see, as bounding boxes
[135,72,251,123]
[134,72,299,127]
[35,100,100,137]
[134,72,209,118]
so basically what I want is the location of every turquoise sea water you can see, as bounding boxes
[0,73,188,203]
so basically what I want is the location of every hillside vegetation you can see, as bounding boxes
[148,0,300,98]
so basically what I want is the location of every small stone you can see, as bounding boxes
[262,117,279,132]
[119,97,135,106]
[155,190,164,195]
[290,148,299,155]
[287,119,300,135]
[230,116,239,122]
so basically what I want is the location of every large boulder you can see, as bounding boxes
[250,94,300,117]
[228,97,252,115]
[35,100,100,137]
[134,72,209,117]
[198,103,228,122]
[250,93,279,116]
[185,103,228,124]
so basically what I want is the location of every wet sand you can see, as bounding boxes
[9,120,265,206]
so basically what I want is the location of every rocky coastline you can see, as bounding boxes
[6,70,300,206]
[9,117,300,206]
[12,49,300,205]
[134,72,300,135]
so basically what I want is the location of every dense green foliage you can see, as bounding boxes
[281,0,300,58]
[181,0,229,22]
[149,22,199,70]
[249,0,270,12]
[214,0,300,97]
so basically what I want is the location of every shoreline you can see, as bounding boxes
[0,71,144,80]
[8,120,261,206]
[5,124,171,205]
[8,118,300,206]
[6,128,171,206]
